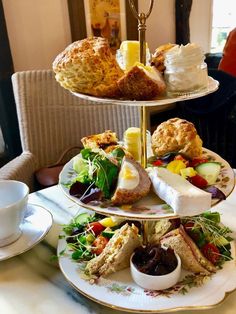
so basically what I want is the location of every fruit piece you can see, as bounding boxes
[180,167,197,179]
[195,162,221,185]
[189,157,209,168]
[152,159,164,166]
[75,213,91,225]
[92,235,109,255]
[201,243,220,265]
[188,174,208,188]
[86,221,105,236]
[174,154,189,166]
[86,233,95,243]
[99,216,123,228]
[166,159,186,174]
[101,230,116,238]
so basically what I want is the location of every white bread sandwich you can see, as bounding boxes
[85,223,141,277]
[160,225,217,274]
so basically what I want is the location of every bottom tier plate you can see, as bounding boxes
[58,238,236,313]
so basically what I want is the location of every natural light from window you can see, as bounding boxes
[211,0,236,53]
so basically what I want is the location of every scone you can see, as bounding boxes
[152,118,203,159]
[52,37,124,98]
[117,64,166,100]
[151,43,176,73]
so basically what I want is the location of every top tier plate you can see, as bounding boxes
[72,76,219,107]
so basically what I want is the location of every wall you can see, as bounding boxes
[139,0,176,53]
[190,0,213,52]
[3,0,212,71]
[2,0,71,71]
[140,0,212,53]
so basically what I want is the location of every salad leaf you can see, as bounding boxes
[204,186,226,200]
[79,149,119,198]
[93,156,118,198]
[73,155,88,174]
[110,147,125,163]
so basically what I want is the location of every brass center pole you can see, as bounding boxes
[140,105,147,168]
[128,0,154,247]
[138,12,147,65]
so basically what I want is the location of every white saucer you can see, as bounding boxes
[0,203,53,261]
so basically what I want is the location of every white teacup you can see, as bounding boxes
[0,180,29,247]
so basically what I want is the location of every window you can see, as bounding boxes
[211,0,236,53]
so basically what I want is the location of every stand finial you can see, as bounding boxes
[128,0,154,65]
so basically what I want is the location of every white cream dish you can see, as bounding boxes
[164,43,208,95]
[130,244,181,290]
[0,180,29,247]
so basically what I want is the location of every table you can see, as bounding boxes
[1,180,236,314]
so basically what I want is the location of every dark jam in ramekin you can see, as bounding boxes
[132,244,178,276]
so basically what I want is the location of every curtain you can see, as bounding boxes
[175,0,193,44]
[0,0,21,164]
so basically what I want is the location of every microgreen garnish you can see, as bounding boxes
[71,148,120,199]
[182,212,233,265]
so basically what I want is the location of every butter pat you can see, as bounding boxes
[124,127,141,161]
[118,41,150,71]
[148,167,212,216]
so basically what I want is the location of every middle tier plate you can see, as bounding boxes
[59,148,235,220]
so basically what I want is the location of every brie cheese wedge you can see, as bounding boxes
[148,167,212,216]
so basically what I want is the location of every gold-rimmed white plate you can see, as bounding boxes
[0,204,53,261]
[59,148,235,220]
[58,237,236,313]
[72,76,219,107]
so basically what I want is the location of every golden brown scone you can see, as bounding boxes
[151,43,176,73]
[81,130,118,150]
[152,118,203,159]
[52,37,124,98]
[117,64,166,100]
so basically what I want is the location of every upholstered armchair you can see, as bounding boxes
[0,70,140,191]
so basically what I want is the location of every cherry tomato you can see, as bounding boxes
[188,174,208,188]
[92,235,109,255]
[189,157,209,168]
[86,222,105,236]
[201,243,220,265]
[152,159,163,166]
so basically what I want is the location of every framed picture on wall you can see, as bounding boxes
[67,0,138,52]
